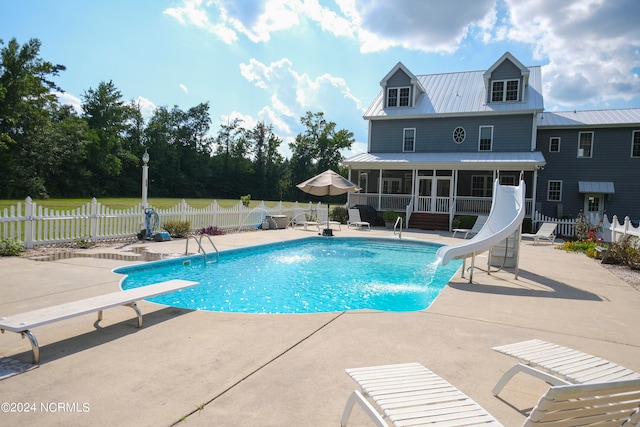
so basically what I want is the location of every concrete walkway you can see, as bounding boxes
[1,227,639,426]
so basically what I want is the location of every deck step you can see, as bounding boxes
[409,213,449,231]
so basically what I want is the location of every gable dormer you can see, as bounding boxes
[380,62,425,108]
[483,52,530,103]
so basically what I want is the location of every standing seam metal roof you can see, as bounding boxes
[364,66,543,119]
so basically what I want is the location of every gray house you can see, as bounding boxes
[345,52,640,229]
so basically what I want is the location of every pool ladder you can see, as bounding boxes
[393,216,403,239]
[185,234,219,263]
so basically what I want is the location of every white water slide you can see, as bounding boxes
[436,177,526,277]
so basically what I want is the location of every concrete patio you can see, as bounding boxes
[1,227,639,426]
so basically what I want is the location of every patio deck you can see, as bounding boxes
[1,227,639,426]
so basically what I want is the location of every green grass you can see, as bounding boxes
[0,198,297,211]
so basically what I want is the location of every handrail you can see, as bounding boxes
[185,234,219,263]
[393,216,403,239]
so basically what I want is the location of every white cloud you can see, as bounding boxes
[133,96,157,119]
[488,0,640,107]
[54,91,82,114]
[179,83,189,94]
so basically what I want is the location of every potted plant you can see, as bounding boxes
[383,211,402,228]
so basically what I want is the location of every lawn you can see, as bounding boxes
[0,198,297,211]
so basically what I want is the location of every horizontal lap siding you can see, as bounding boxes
[370,114,533,153]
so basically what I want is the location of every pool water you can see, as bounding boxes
[115,237,462,314]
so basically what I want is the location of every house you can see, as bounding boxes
[345,52,640,229]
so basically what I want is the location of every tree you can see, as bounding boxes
[247,121,284,200]
[81,80,136,196]
[0,38,66,198]
[288,111,355,200]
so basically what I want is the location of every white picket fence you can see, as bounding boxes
[533,211,640,242]
[0,197,322,249]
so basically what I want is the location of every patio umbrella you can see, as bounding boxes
[296,169,361,235]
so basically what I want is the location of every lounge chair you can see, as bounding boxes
[533,222,557,244]
[492,339,640,396]
[292,208,319,231]
[341,362,640,427]
[452,215,487,238]
[317,208,341,231]
[347,208,370,230]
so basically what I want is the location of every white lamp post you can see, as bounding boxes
[141,149,149,210]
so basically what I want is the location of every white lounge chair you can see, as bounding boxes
[0,280,198,363]
[533,222,557,244]
[347,208,370,230]
[452,215,487,238]
[292,208,319,231]
[317,208,341,231]
[492,339,640,396]
[341,362,640,427]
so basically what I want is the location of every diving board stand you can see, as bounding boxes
[0,279,198,363]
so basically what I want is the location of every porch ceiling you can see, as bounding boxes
[344,151,546,170]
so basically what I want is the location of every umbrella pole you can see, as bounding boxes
[322,202,333,236]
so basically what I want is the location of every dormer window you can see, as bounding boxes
[491,79,520,102]
[387,86,411,107]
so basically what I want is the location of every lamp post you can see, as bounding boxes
[141,149,149,210]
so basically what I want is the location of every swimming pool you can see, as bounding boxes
[115,237,462,314]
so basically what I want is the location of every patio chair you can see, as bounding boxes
[491,339,640,396]
[341,362,640,427]
[291,208,319,231]
[317,208,341,231]
[533,222,557,244]
[347,209,370,230]
[452,215,487,238]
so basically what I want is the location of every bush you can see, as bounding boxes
[605,236,640,269]
[200,226,225,236]
[162,220,191,238]
[331,206,348,224]
[0,238,25,256]
[452,215,477,229]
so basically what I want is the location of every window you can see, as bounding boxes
[403,128,415,152]
[381,178,402,194]
[547,180,562,201]
[478,126,493,151]
[387,86,410,108]
[491,79,519,102]
[453,126,465,144]
[499,175,516,186]
[549,137,560,152]
[632,131,640,157]
[471,176,492,197]
[578,132,593,158]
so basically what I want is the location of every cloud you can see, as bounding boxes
[54,91,82,114]
[179,84,189,94]
[490,0,640,107]
[132,96,157,119]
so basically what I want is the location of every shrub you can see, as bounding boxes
[240,194,251,207]
[452,215,477,229]
[74,237,95,249]
[0,238,25,256]
[162,220,191,238]
[605,236,640,269]
[331,206,348,224]
[200,226,225,236]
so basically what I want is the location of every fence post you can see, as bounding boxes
[90,198,98,241]
[624,216,631,238]
[24,197,34,249]
[611,215,618,242]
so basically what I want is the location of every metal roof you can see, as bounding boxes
[538,109,640,127]
[344,151,546,170]
[363,66,543,119]
[578,181,615,194]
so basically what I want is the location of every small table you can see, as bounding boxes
[266,215,288,229]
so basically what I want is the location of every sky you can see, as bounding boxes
[3,0,640,159]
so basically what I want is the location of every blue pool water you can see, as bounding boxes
[115,237,462,314]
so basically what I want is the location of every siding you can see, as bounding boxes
[370,114,534,153]
[535,127,640,219]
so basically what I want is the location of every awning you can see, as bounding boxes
[578,181,615,194]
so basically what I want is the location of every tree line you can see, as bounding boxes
[0,37,356,203]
